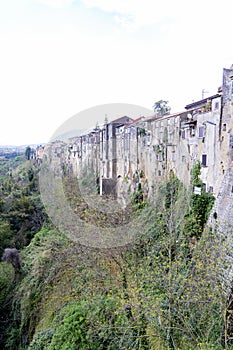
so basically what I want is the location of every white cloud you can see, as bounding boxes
[35,0,75,8]
[81,0,184,29]
[0,0,232,145]
[81,0,233,32]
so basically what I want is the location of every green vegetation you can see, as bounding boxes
[0,155,47,348]
[189,161,215,233]
[0,158,46,254]
[153,100,171,116]
[0,158,231,349]
[0,154,24,183]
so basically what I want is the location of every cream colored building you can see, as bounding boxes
[46,66,233,202]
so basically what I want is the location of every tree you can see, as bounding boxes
[2,248,21,273]
[188,162,215,236]
[25,146,32,160]
[153,100,171,116]
[0,219,13,255]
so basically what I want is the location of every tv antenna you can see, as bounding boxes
[202,89,209,99]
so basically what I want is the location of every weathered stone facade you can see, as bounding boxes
[42,67,233,209]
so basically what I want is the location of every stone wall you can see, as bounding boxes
[41,67,233,218]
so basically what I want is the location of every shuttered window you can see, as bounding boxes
[198,126,205,138]
[202,154,207,167]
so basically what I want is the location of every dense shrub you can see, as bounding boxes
[0,262,14,307]
[1,165,228,350]
[28,329,54,350]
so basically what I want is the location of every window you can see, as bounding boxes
[190,127,195,137]
[158,152,163,161]
[181,130,185,139]
[209,186,213,193]
[202,154,207,167]
[223,123,227,131]
[194,186,201,195]
[158,170,161,176]
[203,183,206,191]
[147,133,151,146]
[229,80,233,100]
[214,101,219,110]
[230,135,233,148]
[198,126,205,138]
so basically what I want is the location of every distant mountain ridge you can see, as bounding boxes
[0,143,45,150]
[50,129,86,142]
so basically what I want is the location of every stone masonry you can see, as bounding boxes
[42,66,233,216]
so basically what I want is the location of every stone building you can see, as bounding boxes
[123,117,145,179]
[100,116,133,179]
[42,66,233,206]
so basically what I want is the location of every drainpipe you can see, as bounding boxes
[80,136,83,172]
[219,96,224,141]
[129,131,131,175]
[100,175,103,196]
[136,127,139,171]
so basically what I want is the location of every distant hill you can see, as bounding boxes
[50,129,85,143]
[0,144,45,150]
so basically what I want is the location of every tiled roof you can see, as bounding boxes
[125,116,145,128]
[185,94,221,110]
[144,110,183,122]
[109,116,134,124]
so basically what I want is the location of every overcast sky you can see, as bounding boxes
[0,0,232,145]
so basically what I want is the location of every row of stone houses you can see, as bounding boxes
[41,66,233,201]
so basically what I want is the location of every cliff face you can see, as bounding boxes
[213,168,233,229]
[32,67,233,347]
[214,71,233,230]
[209,72,233,288]
[3,68,233,350]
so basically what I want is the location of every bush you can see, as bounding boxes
[2,248,21,272]
[28,329,54,350]
[0,262,14,307]
[47,296,138,350]
[0,219,13,255]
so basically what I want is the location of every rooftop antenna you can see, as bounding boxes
[202,89,209,99]
[104,114,108,124]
